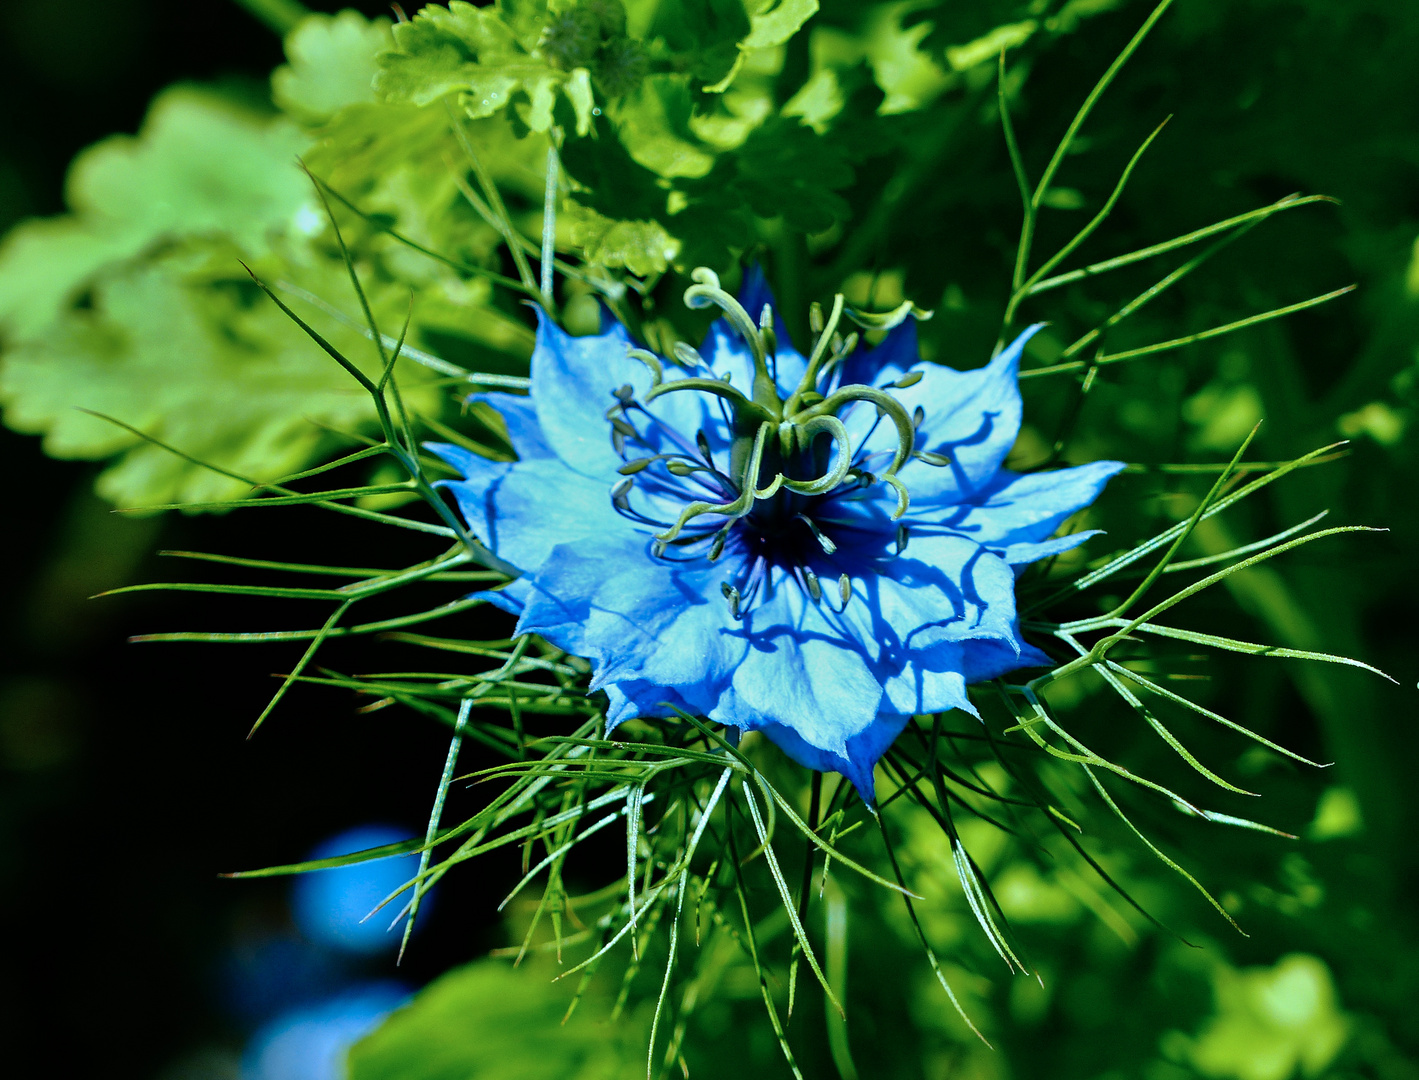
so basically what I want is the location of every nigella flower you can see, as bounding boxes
[433,269,1122,801]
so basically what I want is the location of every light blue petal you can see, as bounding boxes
[516,537,746,709]
[1001,529,1101,567]
[468,392,553,460]
[603,680,697,730]
[440,456,625,574]
[530,312,647,479]
[961,634,1053,682]
[912,459,1124,548]
[708,568,885,759]
[851,325,1043,502]
[877,640,977,717]
[833,530,1021,653]
[757,711,912,805]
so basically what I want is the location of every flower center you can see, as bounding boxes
[603,268,941,618]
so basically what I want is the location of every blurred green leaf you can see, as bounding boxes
[0,87,311,338]
[272,9,393,123]
[0,243,438,506]
[349,960,642,1080]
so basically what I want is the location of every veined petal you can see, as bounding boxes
[439,455,625,574]
[851,325,1044,500]
[912,460,1125,547]
[530,312,647,479]
[469,392,553,460]
[757,711,913,805]
[516,537,746,707]
[961,634,1053,682]
[709,568,885,759]
[828,529,1021,653]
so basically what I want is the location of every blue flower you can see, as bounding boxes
[433,269,1122,802]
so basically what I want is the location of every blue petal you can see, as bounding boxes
[757,711,913,805]
[850,325,1044,502]
[835,319,917,391]
[516,537,745,711]
[439,455,624,574]
[1001,529,1101,567]
[468,392,553,460]
[708,568,885,759]
[877,640,978,717]
[829,528,1022,653]
[912,459,1124,548]
[961,634,1053,682]
[426,442,513,528]
[603,679,697,730]
[529,312,647,479]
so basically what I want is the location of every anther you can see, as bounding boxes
[611,417,638,438]
[651,538,667,558]
[808,301,824,335]
[667,460,697,476]
[672,342,705,369]
[614,384,635,403]
[618,458,654,475]
[804,567,822,602]
[913,450,950,467]
[796,513,837,555]
[721,582,742,620]
[708,526,729,562]
[892,371,923,389]
[912,405,925,428]
[838,573,852,607]
[696,430,713,459]
[895,523,909,555]
[760,304,777,357]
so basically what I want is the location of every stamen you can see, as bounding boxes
[803,566,822,602]
[614,383,635,403]
[618,458,654,475]
[611,417,638,439]
[896,523,908,555]
[671,342,705,370]
[708,525,730,562]
[797,513,837,555]
[913,450,950,466]
[611,477,633,508]
[838,573,852,607]
[759,303,777,367]
[721,582,741,620]
[912,405,925,428]
[891,371,922,389]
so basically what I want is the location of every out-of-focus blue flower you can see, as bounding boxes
[292,825,427,955]
[242,982,408,1080]
[434,269,1122,801]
